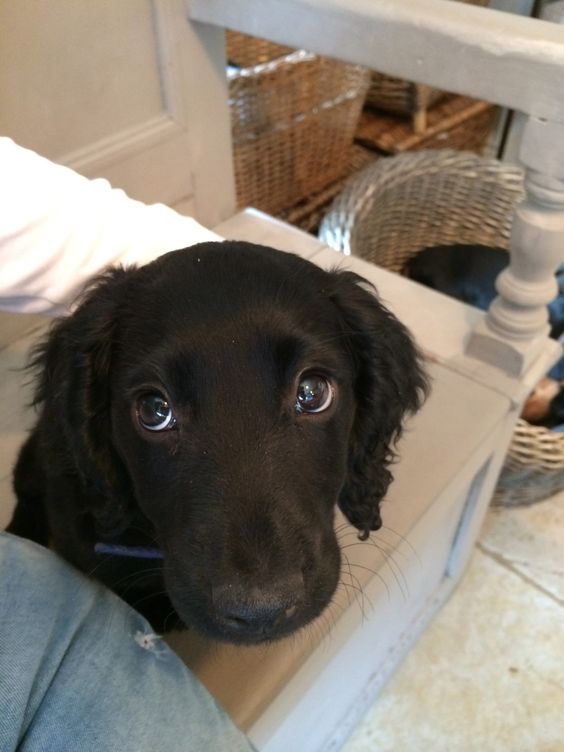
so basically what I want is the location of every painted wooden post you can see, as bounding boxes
[466,116,564,375]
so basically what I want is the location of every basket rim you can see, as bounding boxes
[318,149,524,254]
[227,48,320,79]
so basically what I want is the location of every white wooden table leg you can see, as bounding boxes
[466,116,564,376]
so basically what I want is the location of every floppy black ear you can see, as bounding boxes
[31,266,136,536]
[329,270,428,540]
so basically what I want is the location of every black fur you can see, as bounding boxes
[9,241,427,643]
[405,244,508,310]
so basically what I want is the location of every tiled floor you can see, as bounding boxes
[342,492,564,752]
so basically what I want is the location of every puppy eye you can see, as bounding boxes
[136,392,176,432]
[296,374,334,414]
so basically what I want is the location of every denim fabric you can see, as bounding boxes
[0,532,255,752]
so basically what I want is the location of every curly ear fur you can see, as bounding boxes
[30,266,136,536]
[329,270,429,540]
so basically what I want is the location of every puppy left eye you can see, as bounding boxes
[136,392,176,432]
[296,374,334,414]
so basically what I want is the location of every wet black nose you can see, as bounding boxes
[212,574,304,637]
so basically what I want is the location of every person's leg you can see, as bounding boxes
[0,532,255,752]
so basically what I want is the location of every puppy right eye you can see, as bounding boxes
[295,373,334,414]
[136,392,176,432]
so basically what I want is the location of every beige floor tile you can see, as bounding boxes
[342,548,564,752]
[480,492,564,604]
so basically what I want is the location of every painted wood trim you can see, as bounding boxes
[153,0,236,224]
[56,0,197,202]
[60,0,236,225]
[56,0,189,173]
[187,0,564,122]
[60,114,183,175]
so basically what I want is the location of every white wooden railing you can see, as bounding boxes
[188,0,564,376]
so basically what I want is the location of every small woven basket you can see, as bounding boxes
[318,150,564,505]
[227,31,370,215]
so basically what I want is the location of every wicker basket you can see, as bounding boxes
[227,31,370,215]
[494,421,564,505]
[318,150,564,506]
[365,0,490,132]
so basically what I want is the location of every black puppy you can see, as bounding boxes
[9,242,427,643]
[405,244,508,310]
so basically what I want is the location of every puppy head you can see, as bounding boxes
[36,241,427,643]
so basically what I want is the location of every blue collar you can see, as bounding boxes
[94,542,164,559]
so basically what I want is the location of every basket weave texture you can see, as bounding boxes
[356,96,499,156]
[227,31,370,215]
[318,150,564,506]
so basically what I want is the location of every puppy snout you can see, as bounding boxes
[212,573,305,638]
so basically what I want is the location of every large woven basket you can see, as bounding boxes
[227,31,370,215]
[318,150,564,505]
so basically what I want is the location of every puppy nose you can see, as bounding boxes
[212,574,304,637]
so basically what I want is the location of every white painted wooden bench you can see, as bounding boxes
[1,2,563,750]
